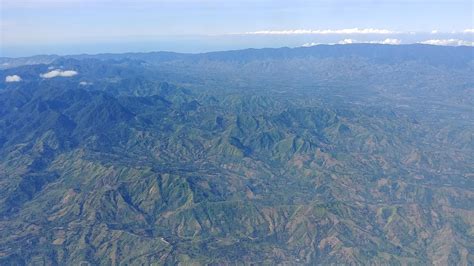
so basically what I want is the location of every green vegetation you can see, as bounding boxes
[0,44,473,264]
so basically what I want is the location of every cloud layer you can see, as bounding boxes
[40,70,78,78]
[5,75,22,82]
[244,28,398,35]
[339,38,401,45]
[302,38,401,47]
[419,39,474,46]
[242,28,474,36]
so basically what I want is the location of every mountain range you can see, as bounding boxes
[0,44,473,265]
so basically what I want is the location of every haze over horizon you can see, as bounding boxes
[1,0,473,57]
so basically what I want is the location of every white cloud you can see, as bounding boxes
[291,29,471,35]
[79,81,92,86]
[301,42,320,47]
[336,38,401,45]
[244,28,399,35]
[302,38,402,46]
[5,75,22,82]
[40,69,78,79]
[377,38,402,45]
[338,39,356,44]
[419,39,474,46]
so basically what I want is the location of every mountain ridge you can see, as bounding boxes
[0,44,472,264]
[2,43,473,69]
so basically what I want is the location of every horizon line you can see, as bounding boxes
[2,42,474,59]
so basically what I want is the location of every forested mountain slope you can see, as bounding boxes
[0,44,473,264]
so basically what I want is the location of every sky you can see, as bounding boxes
[1,0,473,57]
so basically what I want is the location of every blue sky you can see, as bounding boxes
[1,0,473,57]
